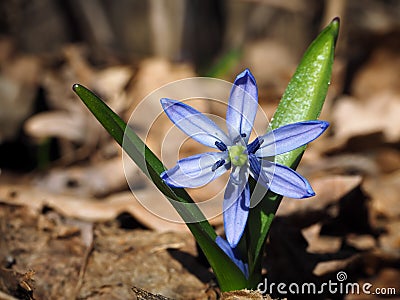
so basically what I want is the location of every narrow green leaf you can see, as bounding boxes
[72,84,247,291]
[272,17,339,167]
[247,18,340,279]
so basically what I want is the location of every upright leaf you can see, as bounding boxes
[247,18,340,285]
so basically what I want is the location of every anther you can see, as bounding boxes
[247,137,264,153]
[215,141,227,151]
[212,159,226,172]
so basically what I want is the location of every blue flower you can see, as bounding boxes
[160,69,328,248]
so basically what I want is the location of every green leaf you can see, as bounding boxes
[272,17,340,166]
[247,18,340,282]
[72,84,247,291]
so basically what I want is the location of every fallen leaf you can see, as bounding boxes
[378,220,400,255]
[0,184,222,232]
[332,93,400,145]
[302,224,342,254]
[346,234,376,251]
[278,175,363,217]
[352,46,400,99]
[313,257,356,277]
[363,170,400,219]
[222,289,274,299]
[34,157,140,197]
[24,111,86,142]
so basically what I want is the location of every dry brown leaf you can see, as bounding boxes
[0,184,204,232]
[79,227,210,300]
[25,46,133,162]
[24,111,86,142]
[124,58,196,155]
[363,170,400,219]
[332,93,400,145]
[313,257,356,277]
[278,175,363,216]
[0,204,213,299]
[302,223,342,254]
[378,220,400,255]
[34,157,139,197]
[131,287,173,300]
[346,234,376,251]
[222,289,275,299]
[352,46,400,99]
[131,187,223,230]
[127,58,195,114]
[300,154,379,177]
[91,66,132,99]
[375,148,400,173]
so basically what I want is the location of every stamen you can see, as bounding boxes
[215,141,227,151]
[247,137,264,154]
[233,134,244,144]
[212,159,226,172]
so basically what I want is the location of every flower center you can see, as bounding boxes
[228,145,248,167]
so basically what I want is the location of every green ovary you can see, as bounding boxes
[228,145,248,167]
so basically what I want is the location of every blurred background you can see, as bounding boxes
[0,0,400,299]
[0,0,399,171]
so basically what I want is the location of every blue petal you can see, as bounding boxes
[215,236,249,278]
[253,159,315,198]
[248,154,275,189]
[226,69,258,143]
[254,121,329,157]
[223,166,250,247]
[161,98,231,149]
[161,152,228,188]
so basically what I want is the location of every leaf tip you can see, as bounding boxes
[332,16,340,25]
[72,83,81,93]
[329,17,340,44]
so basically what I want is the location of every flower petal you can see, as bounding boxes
[223,166,250,247]
[161,98,231,148]
[255,121,329,157]
[226,69,258,143]
[161,152,228,188]
[215,236,249,278]
[254,159,315,198]
[248,154,275,190]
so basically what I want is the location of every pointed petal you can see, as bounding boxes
[226,69,258,143]
[248,154,275,190]
[161,98,231,148]
[255,121,329,157]
[161,152,228,188]
[223,167,250,247]
[215,236,249,278]
[255,160,315,198]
